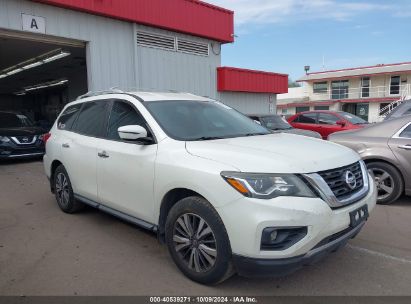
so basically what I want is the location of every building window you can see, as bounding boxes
[331,80,349,99]
[281,108,288,114]
[390,76,401,95]
[314,105,329,110]
[313,82,328,94]
[361,77,370,98]
[296,106,310,113]
[379,103,390,116]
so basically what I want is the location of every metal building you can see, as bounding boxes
[0,0,288,126]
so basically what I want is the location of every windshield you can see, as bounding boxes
[339,112,368,124]
[260,115,292,130]
[0,113,34,128]
[145,100,270,141]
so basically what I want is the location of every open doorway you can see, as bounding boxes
[0,32,88,130]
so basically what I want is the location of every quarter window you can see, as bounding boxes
[318,113,340,125]
[313,82,328,94]
[57,104,82,130]
[73,101,107,137]
[107,101,147,141]
[399,124,411,138]
[296,113,317,124]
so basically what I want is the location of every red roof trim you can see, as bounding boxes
[277,97,398,108]
[217,67,288,94]
[298,69,411,82]
[307,61,411,75]
[32,0,234,43]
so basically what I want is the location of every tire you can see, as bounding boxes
[367,162,403,205]
[165,196,234,285]
[53,165,84,213]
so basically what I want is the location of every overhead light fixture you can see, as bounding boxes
[14,79,68,96]
[0,49,71,80]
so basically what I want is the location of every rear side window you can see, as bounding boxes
[400,124,411,138]
[318,113,339,125]
[107,101,147,141]
[296,113,317,124]
[58,104,82,130]
[73,101,108,137]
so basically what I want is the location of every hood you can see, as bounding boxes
[0,127,46,137]
[278,128,321,138]
[186,133,359,174]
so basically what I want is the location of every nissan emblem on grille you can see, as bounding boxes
[345,171,357,190]
[22,137,29,142]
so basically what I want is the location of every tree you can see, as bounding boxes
[288,79,301,88]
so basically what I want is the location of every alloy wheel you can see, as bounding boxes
[55,172,70,207]
[370,168,394,200]
[173,213,217,273]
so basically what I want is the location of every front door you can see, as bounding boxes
[356,103,369,122]
[97,99,157,223]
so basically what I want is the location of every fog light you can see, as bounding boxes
[261,227,307,251]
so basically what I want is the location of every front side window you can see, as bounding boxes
[296,113,317,124]
[313,82,328,94]
[73,101,107,137]
[0,113,34,128]
[145,100,270,141]
[390,76,401,95]
[107,101,147,140]
[332,80,349,99]
[399,124,411,138]
[58,104,82,130]
[318,113,340,125]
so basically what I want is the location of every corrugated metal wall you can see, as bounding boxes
[219,92,276,115]
[135,25,220,99]
[0,0,136,91]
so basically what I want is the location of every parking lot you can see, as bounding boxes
[1,160,411,296]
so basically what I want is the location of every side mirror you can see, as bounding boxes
[118,125,148,141]
[336,120,346,127]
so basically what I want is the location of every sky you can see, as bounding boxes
[207,0,411,82]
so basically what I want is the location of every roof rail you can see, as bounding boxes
[76,88,125,100]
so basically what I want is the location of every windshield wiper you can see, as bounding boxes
[193,136,225,141]
[244,132,269,137]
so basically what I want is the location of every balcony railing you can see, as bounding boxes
[310,84,410,101]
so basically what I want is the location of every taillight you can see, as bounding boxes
[42,133,51,143]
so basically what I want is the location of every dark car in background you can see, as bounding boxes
[329,115,411,205]
[384,99,411,121]
[288,111,369,140]
[0,111,46,160]
[248,114,321,138]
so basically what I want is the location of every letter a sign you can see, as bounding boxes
[22,14,46,34]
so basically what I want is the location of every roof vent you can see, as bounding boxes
[137,32,176,50]
[177,39,209,56]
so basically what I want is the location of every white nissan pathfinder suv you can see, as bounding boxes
[43,91,377,284]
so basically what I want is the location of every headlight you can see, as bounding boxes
[0,136,10,143]
[221,172,316,199]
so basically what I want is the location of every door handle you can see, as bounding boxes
[62,143,70,148]
[398,145,411,150]
[98,151,110,158]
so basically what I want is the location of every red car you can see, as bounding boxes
[287,111,369,139]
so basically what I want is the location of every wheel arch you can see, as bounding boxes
[157,188,205,243]
[49,159,63,193]
[363,157,405,191]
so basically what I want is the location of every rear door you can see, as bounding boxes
[318,113,343,139]
[290,112,320,134]
[388,122,411,191]
[96,98,157,223]
[61,100,109,202]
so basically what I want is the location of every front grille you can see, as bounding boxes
[12,136,37,145]
[318,162,364,200]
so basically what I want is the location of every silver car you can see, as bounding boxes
[329,116,411,204]
[248,114,322,139]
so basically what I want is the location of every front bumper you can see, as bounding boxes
[233,221,365,277]
[216,173,377,272]
[0,141,45,159]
